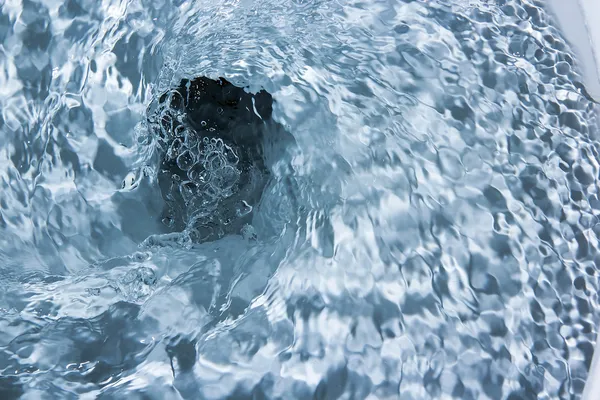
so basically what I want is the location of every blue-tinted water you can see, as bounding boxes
[0,0,599,398]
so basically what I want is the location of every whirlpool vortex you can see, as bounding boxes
[0,0,599,399]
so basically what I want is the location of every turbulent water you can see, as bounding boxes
[1,0,599,398]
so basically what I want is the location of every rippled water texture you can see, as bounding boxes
[1,0,600,398]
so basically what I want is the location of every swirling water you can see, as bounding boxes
[0,0,599,398]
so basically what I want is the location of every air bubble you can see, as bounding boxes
[206,152,225,170]
[166,89,183,108]
[161,114,173,129]
[167,138,183,159]
[204,184,219,199]
[225,149,238,165]
[185,131,199,148]
[213,166,239,190]
[174,125,186,137]
[188,162,203,181]
[180,181,199,203]
[177,150,195,171]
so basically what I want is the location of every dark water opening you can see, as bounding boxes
[148,77,295,242]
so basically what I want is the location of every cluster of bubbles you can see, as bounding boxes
[116,266,157,301]
[171,136,241,203]
[148,93,245,227]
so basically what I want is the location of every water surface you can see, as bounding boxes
[0,0,599,398]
